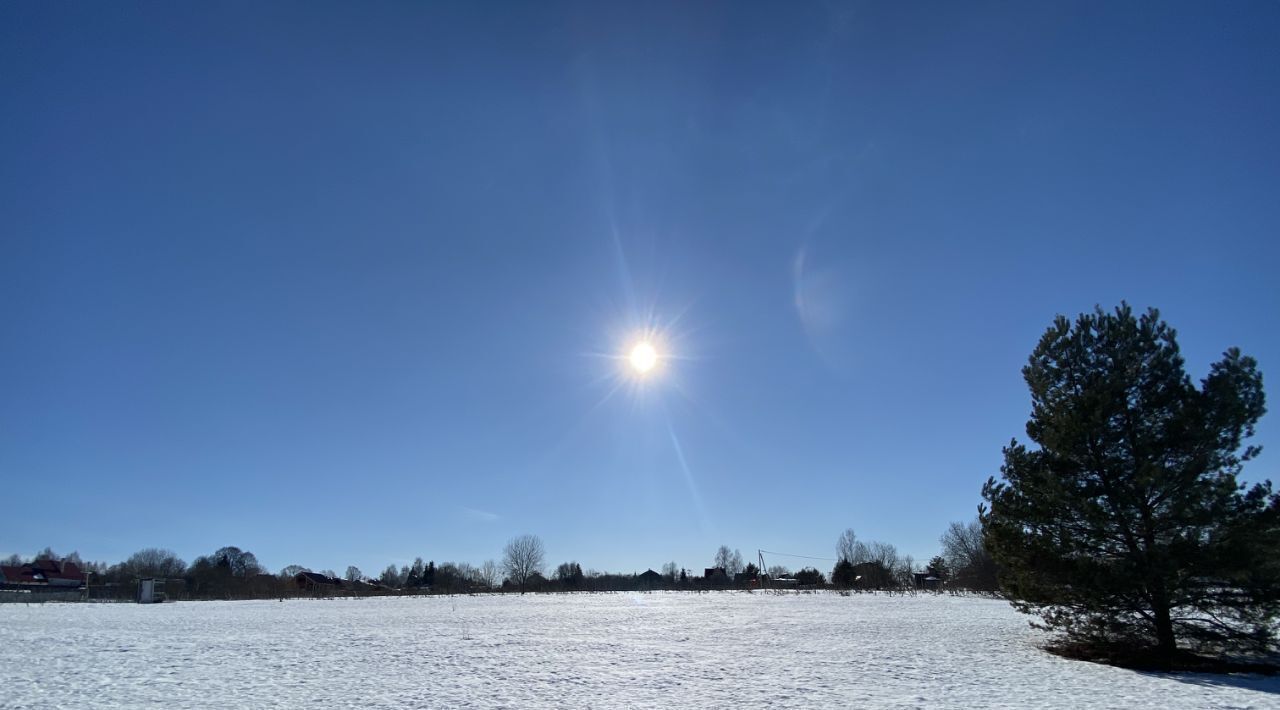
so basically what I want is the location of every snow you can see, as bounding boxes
[1,591,1276,708]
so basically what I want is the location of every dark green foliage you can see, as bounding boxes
[982,304,1279,662]
[185,546,267,599]
[831,559,857,588]
[926,556,949,581]
[855,561,894,589]
[555,561,585,589]
[406,558,424,588]
[794,567,826,586]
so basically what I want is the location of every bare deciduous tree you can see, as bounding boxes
[837,528,871,565]
[345,565,362,582]
[836,528,857,563]
[713,545,732,571]
[125,548,187,579]
[378,564,401,588]
[729,549,744,577]
[661,561,679,582]
[479,559,500,589]
[897,554,916,586]
[712,546,745,576]
[503,534,545,593]
[279,564,309,579]
[940,519,998,591]
[940,520,983,569]
[210,546,262,577]
[872,541,899,568]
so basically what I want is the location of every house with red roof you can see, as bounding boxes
[0,559,87,588]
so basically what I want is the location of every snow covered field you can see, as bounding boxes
[1,591,1276,708]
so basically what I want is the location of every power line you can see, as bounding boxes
[758,549,837,562]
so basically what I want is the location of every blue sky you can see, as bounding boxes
[2,1,1278,577]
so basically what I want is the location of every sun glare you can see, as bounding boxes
[629,341,659,374]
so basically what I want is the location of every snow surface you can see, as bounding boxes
[1,591,1276,708]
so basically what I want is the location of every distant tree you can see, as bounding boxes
[679,568,688,584]
[661,562,679,583]
[709,546,745,581]
[737,562,760,584]
[379,564,401,588]
[186,546,263,598]
[124,548,187,579]
[405,557,424,587]
[555,561,585,589]
[766,565,790,579]
[479,559,501,589]
[456,562,482,589]
[34,547,57,561]
[831,559,856,588]
[433,562,476,593]
[503,534,545,593]
[319,569,338,579]
[925,556,949,582]
[896,555,916,587]
[2,553,23,566]
[836,529,858,563]
[211,547,262,577]
[423,561,436,587]
[713,545,733,573]
[279,565,309,579]
[524,571,548,592]
[867,541,899,572]
[794,567,826,586]
[859,561,897,588]
[836,529,871,567]
[345,566,362,583]
[940,520,998,591]
[982,304,1280,663]
[81,560,109,575]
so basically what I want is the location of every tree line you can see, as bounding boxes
[9,516,1001,602]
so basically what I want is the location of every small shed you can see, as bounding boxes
[138,578,164,604]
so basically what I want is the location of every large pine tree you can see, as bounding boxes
[981,304,1279,664]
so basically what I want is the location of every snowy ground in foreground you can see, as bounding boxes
[1,592,1277,709]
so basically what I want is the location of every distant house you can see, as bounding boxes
[0,565,40,586]
[348,579,388,593]
[912,572,942,591]
[0,559,86,588]
[637,569,663,589]
[294,571,342,591]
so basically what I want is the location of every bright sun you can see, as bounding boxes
[629,341,659,374]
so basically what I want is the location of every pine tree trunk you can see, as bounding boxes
[1152,597,1176,666]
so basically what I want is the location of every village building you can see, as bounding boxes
[0,559,87,588]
